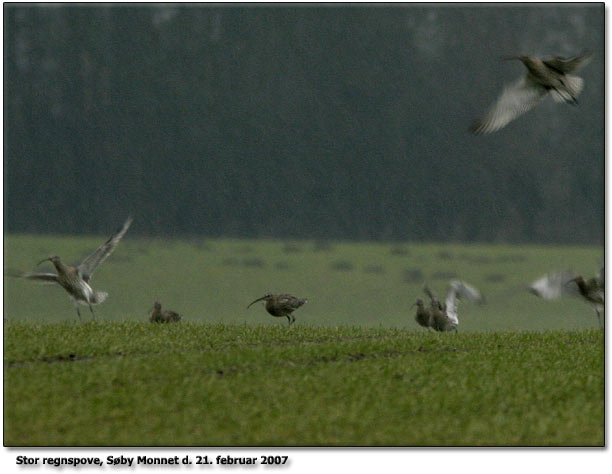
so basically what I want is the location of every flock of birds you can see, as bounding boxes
[6,215,604,331]
[6,52,602,329]
[411,267,604,333]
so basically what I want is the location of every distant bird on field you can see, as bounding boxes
[149,301,182,323]
[247,293,307,326]
[471,52,592,134]
[415,280,484,332]
[530,266,604,327]
[6,217,132,321]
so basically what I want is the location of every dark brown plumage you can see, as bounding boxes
[247,293,307,325]
[414,298,433,330]
[149,301,182,323]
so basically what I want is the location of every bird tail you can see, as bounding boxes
[92,291,108,305]
[551,75,583,103]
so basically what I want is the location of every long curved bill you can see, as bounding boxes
[36,257,52,266]
[247,296,267,309]
[565,277,579,287]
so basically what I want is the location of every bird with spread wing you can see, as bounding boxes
[471,53,592,134]
[6,217,132,321]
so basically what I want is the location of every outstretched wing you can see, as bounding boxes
[445,280,484,325]
[77,217,132,282]
[6,269,59,285]
[528,270,579,300]
[543,53,592,74]
[470,75,548,134]
[450,280,484,302]
[423,285,441,307]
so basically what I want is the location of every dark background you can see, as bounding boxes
[3,4,604,244]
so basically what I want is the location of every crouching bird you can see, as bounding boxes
[149,301,182,323]
[6,217,132,321]
[415,280,484,332]
[247,293,307,325]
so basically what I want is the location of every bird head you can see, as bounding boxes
[246,294,272,309]
[412,298,424,309]
[566,276,585,287]
[153,301,162,311]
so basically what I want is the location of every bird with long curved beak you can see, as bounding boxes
[7,217,132,321]
[471,52,592,134]
[247,293,307,326]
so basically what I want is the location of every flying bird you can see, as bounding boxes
[149,301,182,323]
[529,266,604,327]
[247,293,307,326]
[415,280,484,332]
[471,53,592,134]
[7,217,132,321]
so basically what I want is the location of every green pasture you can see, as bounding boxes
[3,235,604,446]
[3,235,603,330]
[4,323,604,446]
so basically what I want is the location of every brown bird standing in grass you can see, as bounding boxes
[149,301,182,323]
[7,217,132,321]
[471,53,592,134]
[247,293,307,326]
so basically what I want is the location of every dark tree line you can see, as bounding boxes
[4,4,604,244]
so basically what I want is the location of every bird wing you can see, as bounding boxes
[449,280,484,302]
[543,53,592,74]
[445,280,484,325]
[8,270,59,285]
[444,290,460,325]
[423,286,439,305]
[549,74,583,103]
[528,270,579,300]
[277,294,304,311]
[470,76,548,134]
[77,217,132,282]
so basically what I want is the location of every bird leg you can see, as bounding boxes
[89,304,96,321]
[287,314,295,326]
[75,305,82,323]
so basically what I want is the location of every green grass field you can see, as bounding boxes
[4,323,604,446]
[3,235,605,446]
